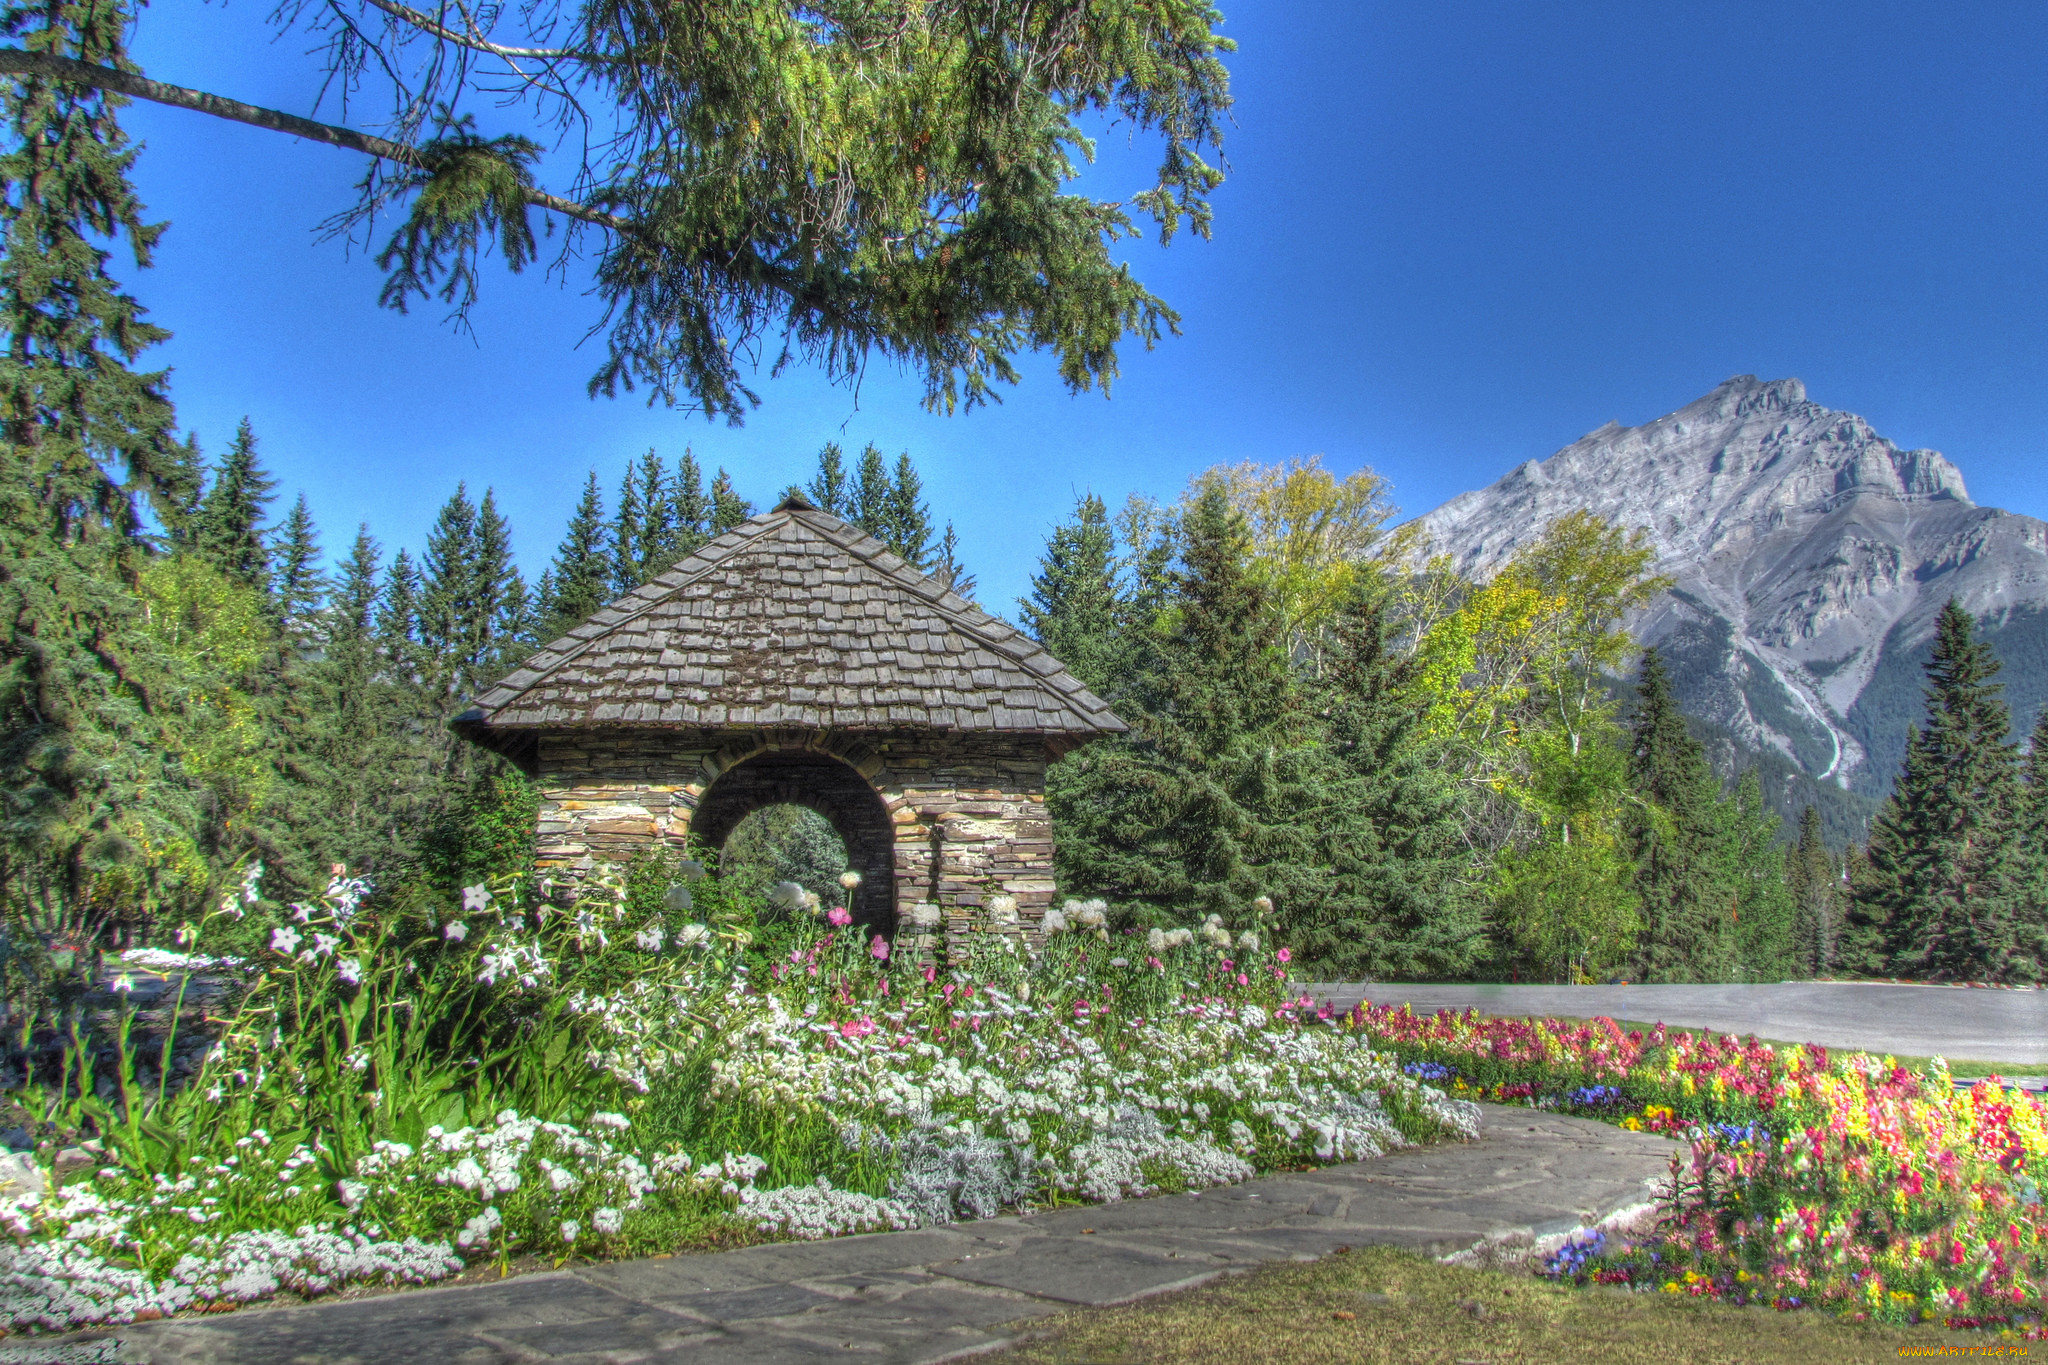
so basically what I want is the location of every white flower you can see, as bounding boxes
[1237,930,1260,952]
[838,870,862,890]
[462,884,492,913]
[336,1179,367,1208]
[1040,907,1067,933]
[987,895,1017,922]
[444,922,468,942]
[110,974,135,995]
[242,863,265,904]
[910,903,943,929]
[270,926,301,954]
[559,1220,579,1244]
[1108,957,1129,969]
[591,1207,624,1236]
[1146,928,1167,954]
[676,924,711,949]
[310,933,340,959]
[336,957,363,987]
[635,925,666,952]
[1252,895,1274,915]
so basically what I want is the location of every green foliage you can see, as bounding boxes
[1846,599,2033,981]
[1785,805,1842,975]
[718,804,850,910]
[0,0,196,936]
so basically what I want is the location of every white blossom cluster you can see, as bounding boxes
[704,975,1480,1215]
[0,1222,461,1332]
[738,1178,918,1239]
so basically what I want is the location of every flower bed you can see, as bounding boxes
[0,874,1476,1333]
[1346,1001,2047,1335]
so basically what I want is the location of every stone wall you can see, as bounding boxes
[531,727,1056,958]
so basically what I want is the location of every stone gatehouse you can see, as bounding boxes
[453,496,1125,954]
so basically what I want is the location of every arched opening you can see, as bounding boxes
[719,805,851,910]
[688,750,897,936]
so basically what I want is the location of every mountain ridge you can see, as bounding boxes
[1413,375,2048,809]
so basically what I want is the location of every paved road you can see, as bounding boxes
[1311,982,2048,1069]
[77,1107,1674,1365]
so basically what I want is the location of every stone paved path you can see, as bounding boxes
[77,1106,1674,1365]
[1315,981,2048,1071]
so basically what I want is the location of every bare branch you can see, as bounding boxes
[360,0,596,63]
[0,46,622,230]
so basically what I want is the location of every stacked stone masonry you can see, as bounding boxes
[534,728,1057,951]
[460,499,1123,961]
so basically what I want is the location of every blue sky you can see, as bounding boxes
[115,0,2048,618]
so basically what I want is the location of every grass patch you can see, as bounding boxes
[986,1244,1947,1365]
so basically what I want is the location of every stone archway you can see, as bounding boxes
[686,750,898,936]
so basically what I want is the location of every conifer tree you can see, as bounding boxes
[315,527,397,870]
[852,444,892,539]
[623,448,676,585]
[608,464,642,594]
[1291,578,1480,978]
[1846,599,2029,981]
[886,451,933,569]
[1786,805,1839,975]
[806,443,851,518]
[1624,649,1734,982]
[269,493,325,642]
[1021,493,1125,699]
[0,0,194,926]
[709,468,750,533]
[191,418,276,588]
[932,523,975,599]
[672,449,711,556]
[1727,768,1795,980]
[1048,484,1319,920]
[536,471,611,637]
[2015,712,2048,971]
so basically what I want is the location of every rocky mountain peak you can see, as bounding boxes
[1415,377,2046,804]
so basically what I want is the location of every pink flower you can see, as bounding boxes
[869,934,890,961]
[827,906,852,927]
[1276,947,1292,964]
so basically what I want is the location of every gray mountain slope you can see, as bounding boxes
[1414,375,2048,803]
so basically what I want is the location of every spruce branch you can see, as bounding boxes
[0,46,621,230]
[358,0,598,63]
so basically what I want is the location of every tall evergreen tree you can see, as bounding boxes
[192,418,276,589]
[1291,579,1481,978]
[0,0,195,928]
[314,527,398,871]
[1049,484,1320,920]
[672,448,711,556]
[806,442,851,518]
[1846,599,2030,981]
[932,522,975,599]
[536,471,611,637]
[608,464,642,594]
[269,492,325,642]
[1624,649,1734,982]
[1786,805,1840,976]
[2015,712,2048,971]
[1020,493,1125,699]
[886,451,934,568]
[622,448,675,586]
[1727,768,1796,980]
[851,444,892,539]
[709,467,750,533]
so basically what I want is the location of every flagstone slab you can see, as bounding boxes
[67,1105,1676,1365]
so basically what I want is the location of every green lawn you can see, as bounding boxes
[985,1244,1958,1365]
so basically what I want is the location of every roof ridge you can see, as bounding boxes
[787,510,1115,728]
[460,503,1126,737]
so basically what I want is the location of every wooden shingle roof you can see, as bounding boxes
[454,499,1127,745]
